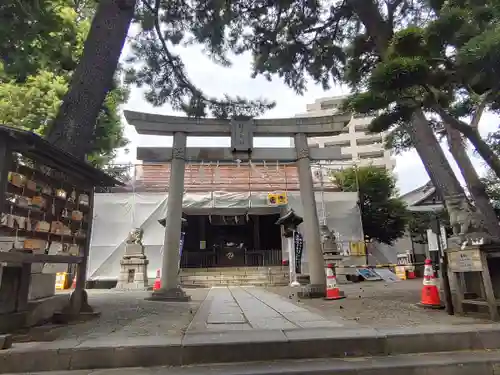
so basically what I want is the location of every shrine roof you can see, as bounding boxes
[400,181,444,212]
[0,125,123,187]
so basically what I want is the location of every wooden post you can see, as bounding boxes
[253,215,260,250]
[0,138,29,313]
[480,251,499,321]
[448,270,463,315]
[0,137,12,217]
[71,188,95,314]
[15,264,31,312]
[199,215,205,248]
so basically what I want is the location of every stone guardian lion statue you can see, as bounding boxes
[446,195,493,248]
[126,228,144,245]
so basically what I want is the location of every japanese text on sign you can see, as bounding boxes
[448,249,482,272]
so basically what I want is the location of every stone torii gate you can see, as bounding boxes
[124,110,352,301]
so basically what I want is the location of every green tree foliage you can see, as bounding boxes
[332,166,408,245]
[406,210,449,244]
[0,0,128,166]
[0,0,84,81]
[344,0,500,176]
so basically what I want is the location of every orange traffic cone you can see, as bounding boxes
[418,259,443,309]
[324,265,345,300]
[153,269,161,291]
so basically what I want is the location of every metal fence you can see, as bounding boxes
[180,248,282,269]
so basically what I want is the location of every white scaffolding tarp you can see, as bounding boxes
[89,191,363,280]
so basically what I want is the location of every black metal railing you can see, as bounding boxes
[180,248,282,268]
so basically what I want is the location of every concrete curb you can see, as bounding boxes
[1,324,500,373]
[16,350,500,375]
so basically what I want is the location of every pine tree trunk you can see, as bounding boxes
[403,111,466,199]
[46,0,137,159]
[445,124,500,237]
[402,111,488,238]
[463,127,500,180]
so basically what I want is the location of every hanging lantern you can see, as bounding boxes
[275,209,303,238]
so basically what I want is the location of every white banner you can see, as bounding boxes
[427,229,439,252]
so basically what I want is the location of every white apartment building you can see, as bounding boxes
[295,95,396,170]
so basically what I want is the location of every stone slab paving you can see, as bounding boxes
[243,287,345,329]
[187,286,349,332]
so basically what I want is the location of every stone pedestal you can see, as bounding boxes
[28,273,56,300]
[116,244,149,290]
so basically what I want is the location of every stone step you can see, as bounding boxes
[179,272,289,287]
[180,272,288,278]
[181,279,289,287]
[182,282,283,288]
[2,325,500,373]
[21,350,500,375]
[181,266,285,274]
[180,274,286,280]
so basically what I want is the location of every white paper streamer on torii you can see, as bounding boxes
[249,160,272,189]
[214,161,220,183]
[198,161,205,182]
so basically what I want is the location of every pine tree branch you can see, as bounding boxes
[470,90,493,129]
[432,103,473,135]
[139,0,272,117]
[386,0,404,27]
[347,0,392,54]
[141,0,217,105]
[422,84,473,135]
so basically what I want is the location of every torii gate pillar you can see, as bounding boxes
[148,132,190,301]
[295,133,325,291]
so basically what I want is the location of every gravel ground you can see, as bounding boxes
[15,288,209,342]
[267,279,491,328]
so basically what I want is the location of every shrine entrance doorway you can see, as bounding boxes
[181,213,282,269]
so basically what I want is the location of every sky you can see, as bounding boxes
[116,43,499,195]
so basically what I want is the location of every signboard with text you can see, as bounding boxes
[448,249,483,272]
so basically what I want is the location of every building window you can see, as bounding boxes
[356,135,383,146]
[354,123,370,132]
[324,140,351,147]
[358,150,385,159]
[353,111,377,118]
[320,103,337,110]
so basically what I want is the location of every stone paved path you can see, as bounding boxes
[187,287,349,332]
